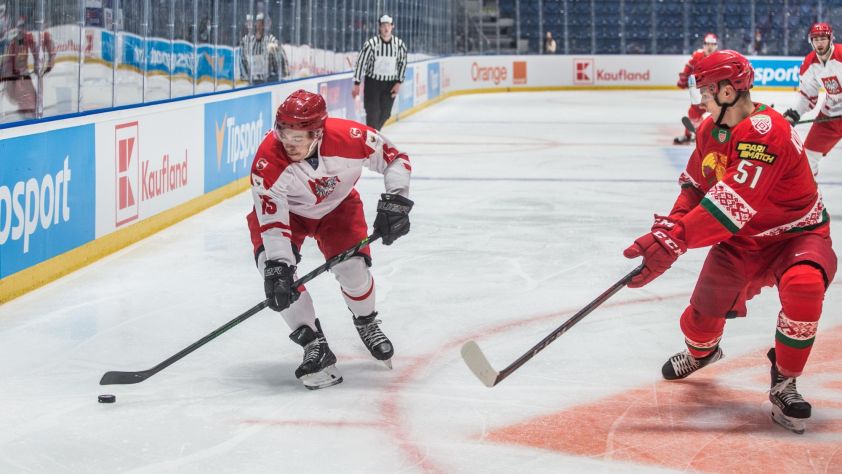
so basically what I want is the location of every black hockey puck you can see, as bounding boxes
[98,394,116,403]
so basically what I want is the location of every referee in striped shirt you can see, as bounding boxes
[352,14,408,130]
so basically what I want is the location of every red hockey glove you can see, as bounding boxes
[650,214,678,232]
[623,230,687,288]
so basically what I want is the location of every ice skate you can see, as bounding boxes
[289,319,343,390]
[673,133,695,145]
[662,346,723,380]
[354,312,394,369]
[767,348,811,434]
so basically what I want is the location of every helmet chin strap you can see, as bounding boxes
[304,132,323,158]
[713,89,744,127]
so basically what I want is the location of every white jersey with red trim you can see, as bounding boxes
[250,117,411,265]
[794,43,842,117]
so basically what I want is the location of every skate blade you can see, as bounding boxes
[771,405,806,434]
[300,365,343,390]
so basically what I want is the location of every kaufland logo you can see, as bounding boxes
[574,59,593,84]
[115,122,139,226]
[114,121,190,227]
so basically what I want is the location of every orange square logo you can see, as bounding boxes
[513,61,527,85]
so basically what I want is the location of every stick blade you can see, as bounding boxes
[100,370,154,385]
[461,340,500,388]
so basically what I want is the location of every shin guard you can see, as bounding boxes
[775,264,825,377]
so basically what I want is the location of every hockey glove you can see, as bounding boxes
[264,260,300,311]
[650,214,678,232]
[677,73,689,89]
[623,230,687,288]
[374,193,414,245]
[783,109,800,125]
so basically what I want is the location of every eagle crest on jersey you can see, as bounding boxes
[750,114,773,134]
[308,176,342,203]
[702,151,728,184]
[820,75,842,94]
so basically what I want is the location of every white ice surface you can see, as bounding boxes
[2,90,841,473]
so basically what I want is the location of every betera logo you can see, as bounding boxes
[115,122,139,227]
[574,59,594,84]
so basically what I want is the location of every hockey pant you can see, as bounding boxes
[678,235,836,376]
[251,192,376,331]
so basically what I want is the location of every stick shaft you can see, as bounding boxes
[100,233,380,385]
[494,264,643,384]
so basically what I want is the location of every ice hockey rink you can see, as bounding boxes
[2,89,842,473]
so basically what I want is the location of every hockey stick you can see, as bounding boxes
[461,264,644,388]
[99,232,381,385]
[795,115,842,125]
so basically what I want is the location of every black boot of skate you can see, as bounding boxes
[289,319,343,390]
[353,312,394,369]
[768,348,811,434]
[662,346,723,380]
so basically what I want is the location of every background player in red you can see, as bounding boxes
[674,33,718,145]
[782,22,842,175]
[624,50,836,434]
[247,89,413,390]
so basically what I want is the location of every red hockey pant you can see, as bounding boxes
[678,235,835,377]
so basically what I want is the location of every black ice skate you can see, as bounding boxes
[353,312,394,369]
[673,133,695,145]
[289,319,343,390]
[662,346,723,380]
[767,348,811,434]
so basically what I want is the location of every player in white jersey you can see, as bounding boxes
[783,22,842,175]
[246,89,413,389]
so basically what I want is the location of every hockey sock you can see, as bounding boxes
[280,290,318,332]
[679,305,725,358]
[775,264,825,377]
[332,257,376,316]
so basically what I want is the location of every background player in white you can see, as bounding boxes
[674,33,718,144]
[247,89,414,390]
[783,22,842,175]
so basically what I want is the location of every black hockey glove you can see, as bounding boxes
[264,260,300,312]
[374,193,414,245]
[783,108,800,125]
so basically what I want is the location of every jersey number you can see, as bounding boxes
[260,195,277,214]
[733,160,763,188]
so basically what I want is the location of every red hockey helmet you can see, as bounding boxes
[275,89,328,132]
[809,22,833,40]
[693,50,754,94]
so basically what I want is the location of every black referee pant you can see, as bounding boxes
[363,76,398,130]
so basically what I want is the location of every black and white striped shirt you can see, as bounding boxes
[353,35,408,83]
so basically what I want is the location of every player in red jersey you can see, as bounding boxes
[782,22,842,175]
[624,51,836,434]
[674,33,718,144]
[247,89,413,390]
